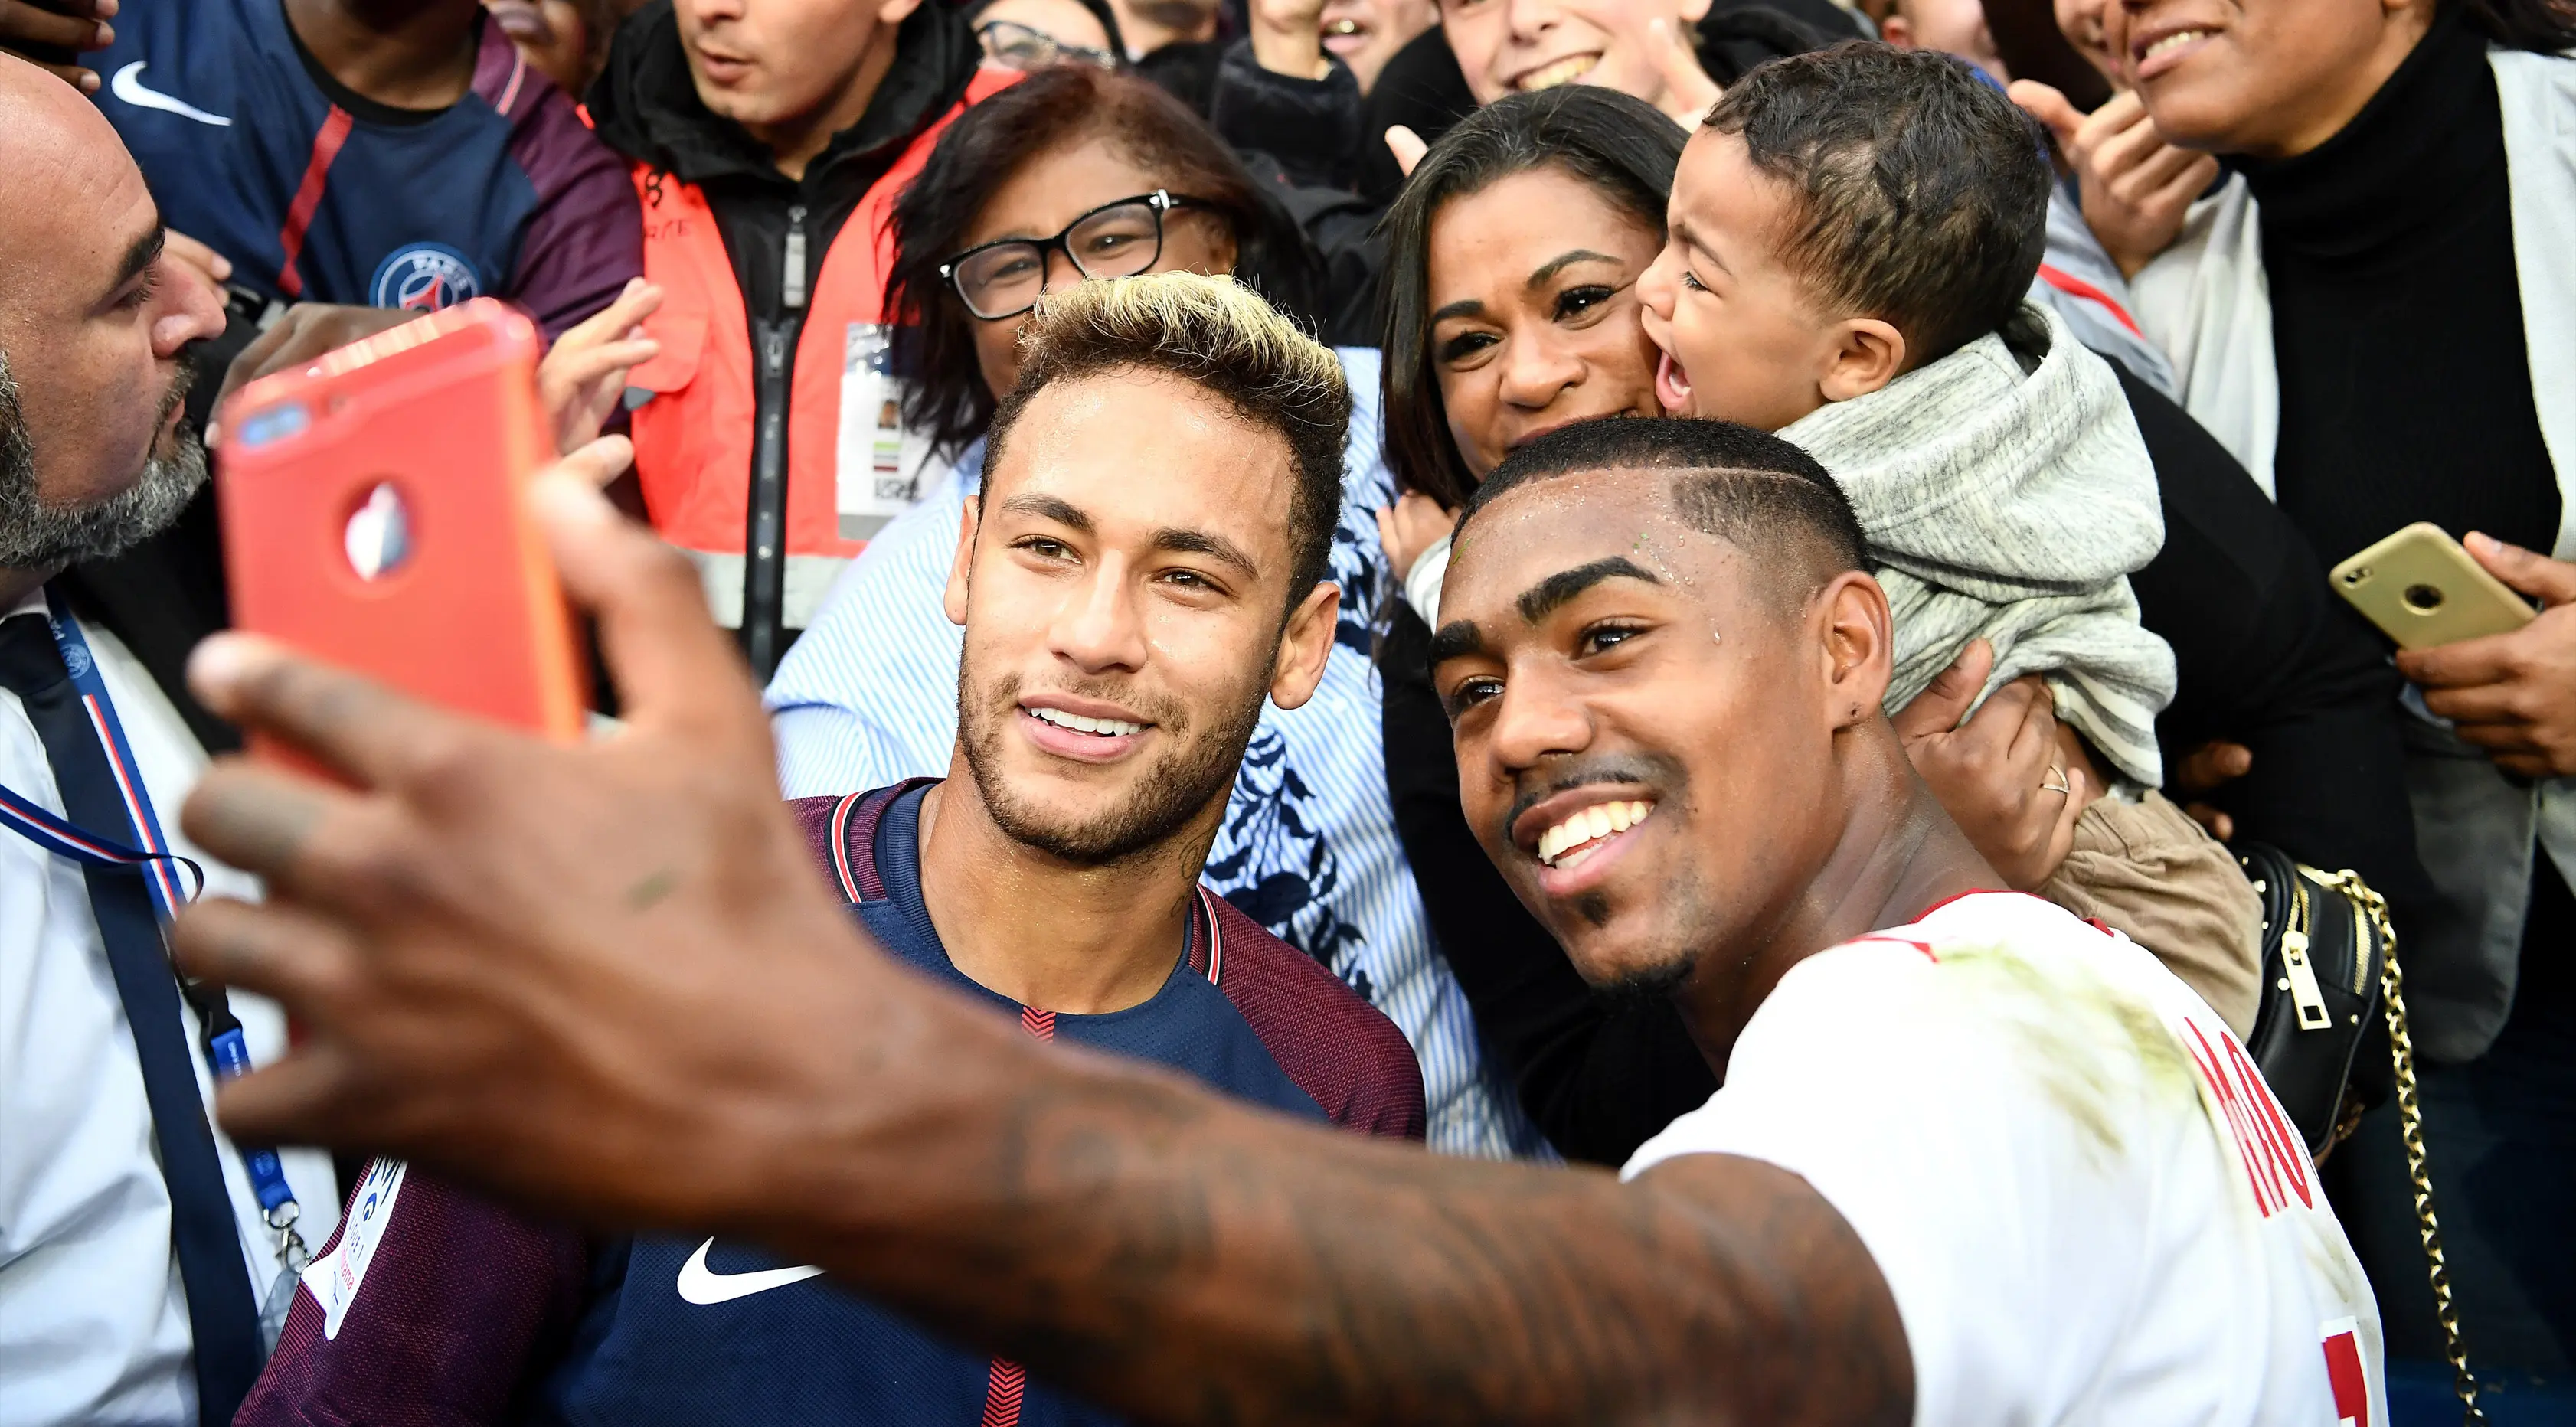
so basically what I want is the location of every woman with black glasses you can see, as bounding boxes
[769,65,1547,1163]
[871,70,1319,461]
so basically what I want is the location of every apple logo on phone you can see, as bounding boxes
[345,482,413,582]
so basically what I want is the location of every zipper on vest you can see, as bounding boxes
[782,204,809,312]
[745,316,798,680]
[745,205,806,677]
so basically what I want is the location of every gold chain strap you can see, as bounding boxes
[2316,870,2487,1425]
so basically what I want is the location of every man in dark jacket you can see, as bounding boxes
[584,0,1007,677]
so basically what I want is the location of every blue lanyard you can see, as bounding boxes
[2,597,309,1273]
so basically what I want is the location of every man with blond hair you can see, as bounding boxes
[238,275,1425,1427]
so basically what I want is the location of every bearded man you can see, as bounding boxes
[0,54,347,1427]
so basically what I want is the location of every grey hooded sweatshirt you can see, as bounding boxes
[1780,302,2177,786]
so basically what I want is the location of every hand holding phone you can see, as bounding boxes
[2330,522,2535,652]
[2385,530,2576,779]
[214,299,590,764]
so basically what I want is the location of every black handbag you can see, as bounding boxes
[2237,847,2488,1424]
[2241,844,2387,1156]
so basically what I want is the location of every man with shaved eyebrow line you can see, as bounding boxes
[178,409,2381,1425]
[1427,553,1668,669]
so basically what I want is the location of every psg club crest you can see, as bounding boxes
[369,243,482,313]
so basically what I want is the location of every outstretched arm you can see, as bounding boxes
[171,449,1909,1427]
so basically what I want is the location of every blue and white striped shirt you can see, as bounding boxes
[764,349,1544,1159]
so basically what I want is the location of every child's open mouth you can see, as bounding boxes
[1656,350,1694,414]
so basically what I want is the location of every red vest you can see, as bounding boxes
[621,68,1015,632]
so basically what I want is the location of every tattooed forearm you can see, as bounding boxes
[739,1038,1911,1427]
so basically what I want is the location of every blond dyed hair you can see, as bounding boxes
[985,273,1351,599]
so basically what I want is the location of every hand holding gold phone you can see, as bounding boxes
[2330,522,2536,651]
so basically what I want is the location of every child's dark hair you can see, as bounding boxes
[1704,43,2050,371]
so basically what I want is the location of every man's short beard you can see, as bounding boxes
[1589,952,1699,1017]
[958,659,1265,867]
[0,359,208,570]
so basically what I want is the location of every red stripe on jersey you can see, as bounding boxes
[495,51,527,116]
[1205,893,1223,985]
[1188,887,1225,985]
[1020,1007,1056,1041]
[2036,263,2146,337]
[828,790,868,903]
[1845,935,1940,963]
[276,107,355,299]
[979,1360,1026,1427]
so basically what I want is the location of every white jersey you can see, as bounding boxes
[1624,891,2384,1426]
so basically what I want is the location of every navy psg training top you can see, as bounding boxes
[93,0,640,338]
[240,782,1425,1426]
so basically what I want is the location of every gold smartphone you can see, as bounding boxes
[2330,522,2535,651]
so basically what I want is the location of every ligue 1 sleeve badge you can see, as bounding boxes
[369,243,484,314]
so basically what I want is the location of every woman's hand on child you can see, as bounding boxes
[1894,640,2088,890]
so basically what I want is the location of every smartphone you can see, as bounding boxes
[2329,521,2535,651]
[214,299,588,765]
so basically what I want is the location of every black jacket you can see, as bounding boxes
[584,0,982,678]
[1381,374,2437,1166]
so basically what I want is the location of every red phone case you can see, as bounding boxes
[214,299,587,766]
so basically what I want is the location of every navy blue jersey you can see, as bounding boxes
[94,0,640,338]
[529,782,1327,1425]
[241,784,1424,1427]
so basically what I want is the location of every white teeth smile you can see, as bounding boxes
[1535,799,1655,869]
[1515,53,1600,90]
[2142,28,2211,59]
[1029,707,1145,738]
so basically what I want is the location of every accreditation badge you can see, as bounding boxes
[835,322,936,542]
[299,1156,408,1340]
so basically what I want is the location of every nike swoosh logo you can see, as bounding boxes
[674,1237,825,1305]
[110,62,233,126]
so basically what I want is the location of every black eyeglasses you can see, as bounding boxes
[938,190,1211,322]
[976,18,1120,73]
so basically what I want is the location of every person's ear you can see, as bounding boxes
[1817,318,1907,403]
[1267,581,1343,711]
[943,498,979,629]
[1677,0,1715,24]
[1816,570,1895,729]
[878,0,927,24]
[1879,11,1915,46]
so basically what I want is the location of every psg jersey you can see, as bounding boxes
[93,0,640,338]
[240,782,1424,1427]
